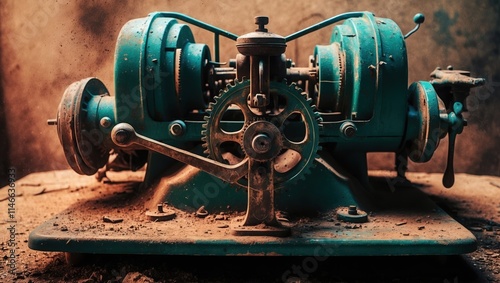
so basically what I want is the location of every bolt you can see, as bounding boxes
[114,129,130,144]
[157,203,164,213]
[169,122,184,136]
[340,122,357,138]
[255,16,269,32]
[348,205,358,215]
[252,93,267,107]
[47,119,57,126]
[252,133,271,153]
[100,117,112,128]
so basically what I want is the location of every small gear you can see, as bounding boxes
[202,79,320,189]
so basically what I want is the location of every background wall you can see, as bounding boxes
[0,0,499,183]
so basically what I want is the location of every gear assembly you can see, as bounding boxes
[31,11,486,256]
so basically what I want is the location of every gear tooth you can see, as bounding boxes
[208,102,215,109]
[201,123,207,129]
[299,171,308,181]
[206,108,212,114]
[201,130,207,135]
[202,143,208,148]
[214,96,220,102]
[203,115,210,121]
[201,136,207,142]
[310,159,318,169]
[203,149,210,155]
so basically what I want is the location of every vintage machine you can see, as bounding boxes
[30,11,485,257]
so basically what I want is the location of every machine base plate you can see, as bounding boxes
[28,168,476,256]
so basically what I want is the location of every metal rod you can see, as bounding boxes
[404,24,421,39]
[47,119,57,126]
[111,123,248,184]
[154,12,239,40]
[285,11,366,42]
[214,33,220,62]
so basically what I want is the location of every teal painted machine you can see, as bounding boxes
[31,11,485,257]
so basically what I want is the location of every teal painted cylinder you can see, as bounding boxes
[316,12,409,152]
[113,12,210,135]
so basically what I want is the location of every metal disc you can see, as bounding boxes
[57,77,110,175]
[407,81,445,163]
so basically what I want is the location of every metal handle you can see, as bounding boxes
[442,102,464,188]
[404,13,425,39]
[111,123,248,184]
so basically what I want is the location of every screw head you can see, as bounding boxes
[169,122,185,136]
[340,122,357,138]
[252,134,271,154]
[348,205,358,215]
[114,129,130,144]
[100,117,112,128]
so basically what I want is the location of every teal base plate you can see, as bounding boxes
[28,163,476,256]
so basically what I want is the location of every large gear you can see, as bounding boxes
[202,79,321,189]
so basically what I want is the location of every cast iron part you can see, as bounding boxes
[46,11,486,239]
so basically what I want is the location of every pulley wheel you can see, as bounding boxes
[57,77,110,175]
[406,81,446,163]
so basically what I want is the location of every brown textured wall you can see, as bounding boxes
[0,1,8,186]
[0,0,499,180]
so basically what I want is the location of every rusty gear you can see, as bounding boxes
[202,79,321,188]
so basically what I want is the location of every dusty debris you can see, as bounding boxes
[490,182,500,189]
[122,272,155,283]
[33,188,47,195]
[32,185,71,196]
[0,192,23,202]
[395,221,407,226]
[103,216,124,223]
[345,224,362,229]
[196,205,209,218]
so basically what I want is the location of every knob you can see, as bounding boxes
[404,13,425,39]
[255,16,269,32]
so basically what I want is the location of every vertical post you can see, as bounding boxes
[214,33,220,63]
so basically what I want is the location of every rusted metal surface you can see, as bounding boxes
[111,123,249,184]
[28,169,476,256]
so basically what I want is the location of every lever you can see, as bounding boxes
[442,102,464,188]
[404,13,425,39]
[111,123,248,183]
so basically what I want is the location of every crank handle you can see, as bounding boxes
[111,123,248,183]
[404,13,425,39]
[442,102,464,188]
